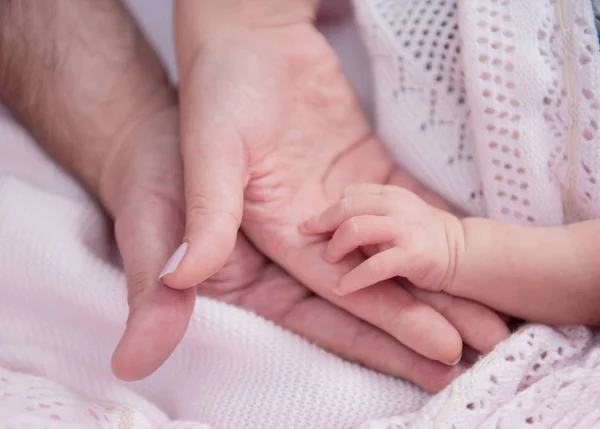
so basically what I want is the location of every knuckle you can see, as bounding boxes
[343,218,361,237]
[387,301,421,332]
[125,270,153,308]
[410,240,428,258]
[366,255,384,275]
[339,197,354,217]
[407,249,442,290]
[186,193,216,219]
[185,193,241,227]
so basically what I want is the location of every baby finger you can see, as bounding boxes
[300,194,391,234]
[334,247,407,295]
[325,215,397,263]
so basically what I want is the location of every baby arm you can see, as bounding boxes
[452,216,600,325]
[301,183,600,325]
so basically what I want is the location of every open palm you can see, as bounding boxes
[169,24,509,367]
[108,104,467,393]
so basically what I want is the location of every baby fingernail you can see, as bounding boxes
[324,252,337,263]
[299,219,312,231]
[332,288,345,296]
[159,242,188,280]
[441,355,462,366]
[332,282,346,296]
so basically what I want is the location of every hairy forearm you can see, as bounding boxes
[174,0,320,78]
[450,218,600,324]
[0,0,174,210]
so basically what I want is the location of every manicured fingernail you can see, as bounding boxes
[159,242,188,280]
[442,355,462,366]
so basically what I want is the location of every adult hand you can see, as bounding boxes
[166,4,510,371]
[103,102,471,392]
[102,103,460,392]
[0,0,507,391]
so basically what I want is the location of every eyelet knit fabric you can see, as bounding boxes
[355,0,600,225]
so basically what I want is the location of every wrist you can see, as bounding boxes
[99,103,179,218]
[440,214,468,293]
[0,0,176,214]
[174,0,320,80]
[446,216,497,297]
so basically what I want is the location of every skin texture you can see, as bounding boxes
[305,183,600,326]
[301,184,463,295]
[108,106,501,392]
[453,217,600,325]
[0,0,510,392]
[168,5,510,371]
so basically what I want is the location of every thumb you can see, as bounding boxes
[159,96,247,290]
[112,195,196,381]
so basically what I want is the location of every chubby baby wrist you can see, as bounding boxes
[438,214,468,294]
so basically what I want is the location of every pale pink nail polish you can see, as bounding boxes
[159,242,188,280]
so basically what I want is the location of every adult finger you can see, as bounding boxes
[112,193,196,380]
[289,241,464,365]
[160,72,247,290]
[406,284,511,353]
[280,295,467,393]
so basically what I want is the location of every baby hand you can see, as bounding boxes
[300,184,465,295]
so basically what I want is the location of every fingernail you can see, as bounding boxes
[332,287,344,296]
[441,355,462,366]
[298,218,312,231]
[324,252,337,264]
[159,242,188,280]
[332,281,348,296]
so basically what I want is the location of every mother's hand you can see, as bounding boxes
[164,11,510,373]
[0,0,508,390]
